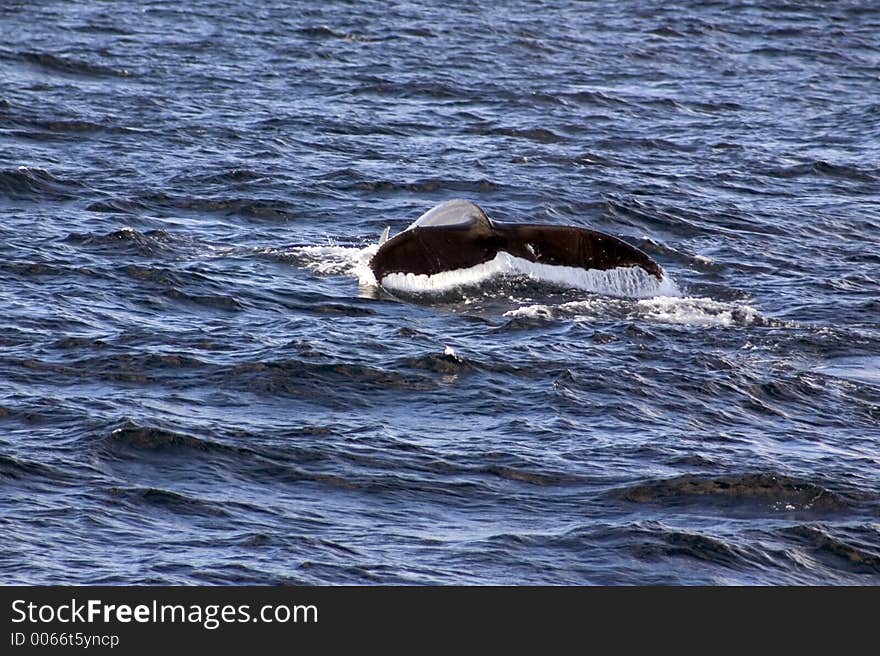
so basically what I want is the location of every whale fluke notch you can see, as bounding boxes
[369,199,663,285]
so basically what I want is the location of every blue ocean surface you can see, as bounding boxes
[1,1,878,584]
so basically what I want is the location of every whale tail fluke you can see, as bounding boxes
[369,199,664,289]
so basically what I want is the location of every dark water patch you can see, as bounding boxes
[109,486,230,517]
[394,326,433,340]
[689,98,745,114]
[352,178,499,194]
[17,51,132,78]
[293,561,391,584]
[227,359,438,398]
[667,454,722,468]
[97,422,345,477]
[843,253,880,266]
[249,460,484,498]
[35,119,108,133]
[781,525,880,575]
[175,168,267,185]
[603,197,705,237]
[0,261,75,278]
[766,161,877,183]
[747,377,828,408]
[99,422,256,460]
[204,532,358,557]
[638,96,706,115]
[711,142,743,150]
[51,335,111,351]
[0,167,85,200]
[564,89,632,108]
[175,197,298,221]
[629,526,757,569]
[65,227,175,256]
[6,114,146,142]
[494,315,555,331]
[595,136,700,153]
[85,198,150,214]
[571,152,618,167]
[747,45,857,65]
[351,79,470,101]
[15,352,212,387]
[311,303,377,317]
[612,473,854,513]
[476,464,581,486]
[511,38,559,55]
[0,454,66,482]
[400,350,475,376]
[165,288,245,311]
[187,568,310,586]
[316,167,363,183]
[69,21,134,37]
[105,424,228,451]
[89,190,298,221]
[120,264,182,285]
[487,127,564,144]
[296,25,383,43]
[110,265,240,312]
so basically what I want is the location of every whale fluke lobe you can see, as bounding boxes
[369,199,664,292]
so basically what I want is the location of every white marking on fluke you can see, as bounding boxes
[380,252,679,298]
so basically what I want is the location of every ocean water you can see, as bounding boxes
[1,0,878,585]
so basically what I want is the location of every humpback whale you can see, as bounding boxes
[369,200,664,292]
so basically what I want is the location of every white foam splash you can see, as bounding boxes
[286,244,379,285]
[505,295,761,327]
[503,304,558,320]
[380,251,679,299]
[504,298,620,321]
[636,296,759,326]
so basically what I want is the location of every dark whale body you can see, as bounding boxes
[369,199,663,283]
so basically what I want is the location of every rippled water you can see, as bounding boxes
[2,1,878,584]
